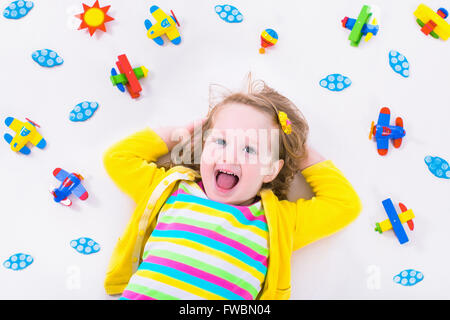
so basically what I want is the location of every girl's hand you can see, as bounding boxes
[299,145,326,171]
[184,117,207,135]
[155,117,206,151]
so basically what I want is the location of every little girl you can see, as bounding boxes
[103,78,362,300]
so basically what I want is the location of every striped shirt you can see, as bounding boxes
[120,180,269,300]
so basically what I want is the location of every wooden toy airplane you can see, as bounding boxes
[375,198,414,245]
[51,168,88,207]
[3,117,46,155]
[369,107,405,156]
[342,5,379,46]
[144,5,181,46]
[414,4,449,41]
[110,54,148,99]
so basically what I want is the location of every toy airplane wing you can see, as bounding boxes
[116,54,141,98]
[4,117,24,133]
[29,130,46,149]
[377,107,390,126]
[376,137,389,155]
[150,5,169,24]
[144,16,164,45]
[166,25,181,45]
[53,168,70,182]
[72,183,88,200]
[382,198,409,244]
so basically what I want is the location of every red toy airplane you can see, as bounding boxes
[110,54,148,99]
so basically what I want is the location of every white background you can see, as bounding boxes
[1,0,449,299]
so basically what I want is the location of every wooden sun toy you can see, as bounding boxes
[75,0,114,36]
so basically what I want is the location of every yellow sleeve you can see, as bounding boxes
[292,160,362,251]
[103,128,169,203]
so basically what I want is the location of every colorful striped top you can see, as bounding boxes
[120,180,269,300]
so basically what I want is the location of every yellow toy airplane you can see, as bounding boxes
[375,200,415,245]
[3,117,46,155]
[144,5,181,46]
[414,4,450,41]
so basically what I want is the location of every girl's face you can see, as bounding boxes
[200,103,284,206]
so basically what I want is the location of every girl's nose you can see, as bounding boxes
[223,144,238,163]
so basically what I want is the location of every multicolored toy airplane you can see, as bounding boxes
[375,198,415,245]
[51,168,88,207]
[144,5,181,46]
[369,107,405,156]
[414,4,449,41]
[3,117,46,155]
[342,5,379,46]
[110,54,148,99]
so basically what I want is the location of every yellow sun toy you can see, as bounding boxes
[75,0,114,36]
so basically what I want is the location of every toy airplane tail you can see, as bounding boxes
[144,18,153,31]
[50,188,72,206]
[399,203,414,231]
[365,18,378,42]
[393,117,404,148]
[365,5,381,42]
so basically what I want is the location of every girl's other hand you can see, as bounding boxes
[155,117,206,151]
[299,145,326,171]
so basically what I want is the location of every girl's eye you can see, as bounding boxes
[244,146,256,155]
[215,138,226,146]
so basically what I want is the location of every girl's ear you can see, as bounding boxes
[262,159,284,183]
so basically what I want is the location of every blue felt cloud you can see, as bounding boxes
[3,1,33,19]
[69,101,99,122]
[215,5,243,23]
[3,253,34,271]
[389,50,409,78]
[393,269,424,286]
[70,237,100,255]
[319,74,351,91]
[425,155,450,179]
[32,49,63,68]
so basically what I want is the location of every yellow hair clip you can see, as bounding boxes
[278,111,292,135]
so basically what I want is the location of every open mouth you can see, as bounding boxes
[214,168,240,192]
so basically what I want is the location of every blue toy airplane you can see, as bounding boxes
[369,107,405,156]
[51,168,88,207]
[144,5,181,46]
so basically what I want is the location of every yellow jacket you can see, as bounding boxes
[103,128,362,299]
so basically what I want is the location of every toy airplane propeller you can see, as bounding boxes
[144,5,181,46]
[369,107,405,156]
[375,198,415,245]
[342,5,379,46]
[110,54,148,99]
[3,117,46,155]
[51,168,88,207]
